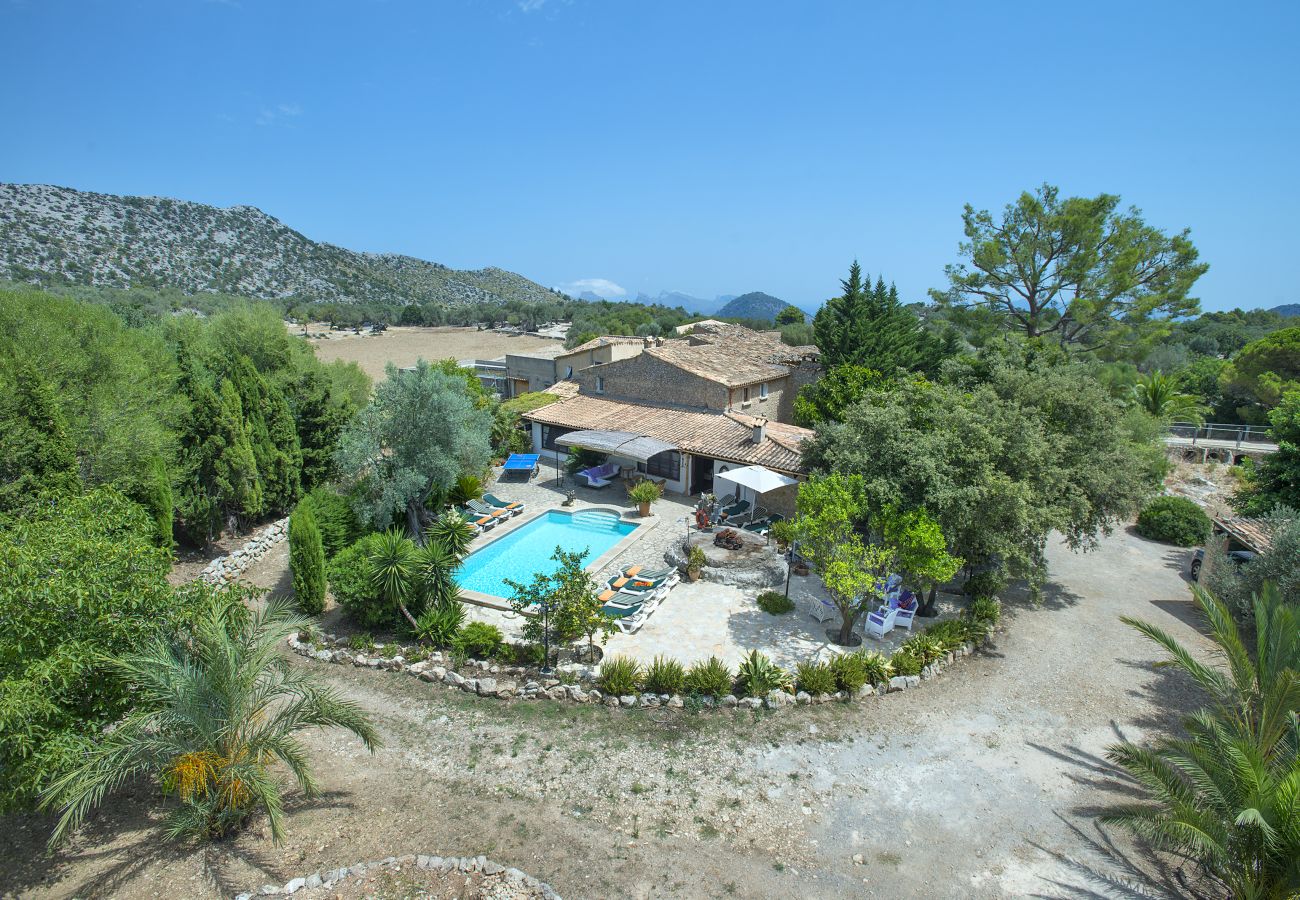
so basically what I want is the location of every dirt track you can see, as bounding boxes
[0,529,1212,899]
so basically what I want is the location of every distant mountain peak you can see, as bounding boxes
[716,291,788,322]
[0,182,559,307]
[1272,303,1300,317]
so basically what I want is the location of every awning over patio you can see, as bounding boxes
[554,429,678,462]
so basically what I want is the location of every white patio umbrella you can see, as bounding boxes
[714,464,797,509]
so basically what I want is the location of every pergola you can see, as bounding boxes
[554,429,677,462]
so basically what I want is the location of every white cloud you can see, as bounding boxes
[558,278,627,298]
[256,103,303,127]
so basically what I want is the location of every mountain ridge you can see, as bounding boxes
[0,183,562,307]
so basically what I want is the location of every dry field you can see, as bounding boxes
[297,324,559,382]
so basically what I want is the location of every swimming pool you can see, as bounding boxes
[455,509,638,599]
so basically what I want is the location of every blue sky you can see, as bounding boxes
[2,1,1297,312]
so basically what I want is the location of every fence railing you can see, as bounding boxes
[1166,422,1276,448]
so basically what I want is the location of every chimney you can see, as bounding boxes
[752,416,768,444]
[643,336,654,348]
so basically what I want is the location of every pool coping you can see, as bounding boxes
[457,505,660,608]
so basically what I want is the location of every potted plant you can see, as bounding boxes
[685,544,707,581]
[628,479,662,517]
[770,518,794,552]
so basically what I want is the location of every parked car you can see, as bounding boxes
[1189,548,1256,581]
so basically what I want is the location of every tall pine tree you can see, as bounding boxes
[813,261,949,374]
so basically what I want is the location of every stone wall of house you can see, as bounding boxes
[778,359,822,424]
[573,353,729,410]
[726,376,790,423]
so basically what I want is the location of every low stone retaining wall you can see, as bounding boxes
[287,629,990,712]
[200,517,289,584]
[234,852,560,899]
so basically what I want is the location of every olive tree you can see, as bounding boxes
[335,360,492,540]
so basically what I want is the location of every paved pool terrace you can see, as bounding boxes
[459,457,949,667]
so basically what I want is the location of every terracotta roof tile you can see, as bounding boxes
[523,394,811,473]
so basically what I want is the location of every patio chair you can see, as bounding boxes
[467,499,515,520]
[483,492,525,513]
[863,605,897,640]
[805,594,836,624]
[890,590,919,631]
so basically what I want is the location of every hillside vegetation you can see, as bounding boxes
[0,183,562,308]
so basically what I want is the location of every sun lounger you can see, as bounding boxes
[483,492,526,512]
[460,508,496,531]
[719,499,750,521]
[466,499,514,520]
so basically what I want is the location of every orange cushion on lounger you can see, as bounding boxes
[598,589,617,602]
[474,517,490,525]
[624,565,642,577]
[506,502,522,508]
[611,577,630,588]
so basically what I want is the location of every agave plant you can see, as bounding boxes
[1131,370,1208,424]
[43,599,379,846]
[736,650,791,698]
[427,509,475,558]
[368,529,419,629]
[1103,584,1300,898]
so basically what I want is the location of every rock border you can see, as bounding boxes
[201,518,289,585]
[287,628,992,713]
[234,852,560,899]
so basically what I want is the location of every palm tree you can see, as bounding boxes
[43,599,379,846]
[1102,584,1300,898]
[1132,370,1208,424]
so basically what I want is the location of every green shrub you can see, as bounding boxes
[851,650,892,685]
[795,661,837,695]
[756,590,795,615]
[510,642,546,668]
[644,656,687,694]
[378,642,400,658]
[829,652,868,692]
[413,600,465,647]
[447,473,484,506]
[686,545,708,573]
[453,621,504,659]
[598,655,644,695]
[327,536,386,628]
[683,656,733,698]
[900,633,946,666]
[922,619,973,651]
[963,569,1006,599]
[300,486,362,558]
[289,504,326,615]
[1136,495,1211,547]
[969,596,1001,625]
[347,632,376,652]
[736,650,791,697]
[890,649,923,676]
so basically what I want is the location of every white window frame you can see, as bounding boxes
[759,382,769,400]
[595,375,605,394]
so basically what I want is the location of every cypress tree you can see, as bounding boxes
[813,261,948,374]
[228,355,302,514]
[289,503,326,615]
[140,455,174,550]
[0,363,81,514]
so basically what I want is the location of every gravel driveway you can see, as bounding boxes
[1,528,1212,899]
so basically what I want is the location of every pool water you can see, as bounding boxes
[455,509,637,599]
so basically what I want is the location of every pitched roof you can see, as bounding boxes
[522,393,812,473]
[1216,516,1278,554]
[561,335,647,355]
[644,323,820,387]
